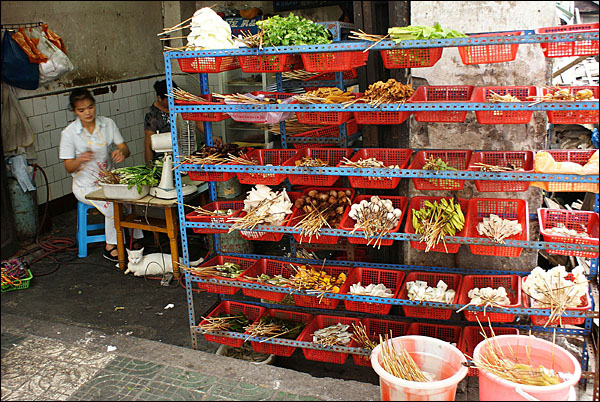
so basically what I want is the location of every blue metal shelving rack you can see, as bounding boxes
[163,27,599,372]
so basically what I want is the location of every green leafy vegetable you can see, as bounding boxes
[388,22,466,42]
[256,13,332,46]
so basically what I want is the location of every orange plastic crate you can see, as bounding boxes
[405,196,470,254]
[199,301,266,347]
[458,326,519,376]
[538,208,599,258]
[468,151,534,192]
[380,47,443,68]
[186,200,243,234]
[194,256,257,295]
[176,96,229,122]
[342,148,413,189]
[297,314,361,364]
[238,259,296,302]
[290,119,359,149]
[339,195,408,246]
[458,31,523,65]
[284,148,354,187]
[300,51,356,72]
[304,70,358,91]
[533,150,599,193]
[473,86,537,124]
[465,198,529,258]
[292,265,351,310]
[537,23,599,58]
[410,85,475,123]
[397,271,462,320]
[341,267,405,314]
[409,150,472,191]
[458,275,521,323]
[352,318,410,366]
[543,85,599,124]
[177,56,240,73]
[249,309,313,357]
[236,149,298,186]
[238,53,297,73]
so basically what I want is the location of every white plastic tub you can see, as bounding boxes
[100,183,149,200]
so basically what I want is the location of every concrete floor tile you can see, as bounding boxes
[67,371,149,401]
[102,356,165,379]
[207,378,277,401]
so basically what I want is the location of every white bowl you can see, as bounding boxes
[100,183,149,200]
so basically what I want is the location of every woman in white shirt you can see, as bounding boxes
[59,88,143,262]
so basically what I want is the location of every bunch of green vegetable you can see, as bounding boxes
[98,162,161,195]
[258,316,305,340]
[256,13,332,46]
[388,22,466,42]
[216,313,251,332]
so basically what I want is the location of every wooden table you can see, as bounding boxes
[86,189,185,279]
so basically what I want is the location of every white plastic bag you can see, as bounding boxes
[29,27,74,83]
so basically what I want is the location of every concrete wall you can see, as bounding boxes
[405,1,557,271]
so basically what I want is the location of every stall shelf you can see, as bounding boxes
[162,24,599,376]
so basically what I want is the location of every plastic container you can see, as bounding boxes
[99,183,149,200]
[353,97,412,125]
[458,275,522,323]
[199,301,266,348]
[176,96,229,122]
[339,195,408,246]
[410,85,475,123]
[406,323,462,346]
[303,70,358,92]
[397,271,462,320]
[194,256,256,295]
[297,314,361,364]
[292,265,351,310]
[408,150,472,191]
[238,53,297,73]
[238,259,297,302]
[405,196,470,254]
[177,56,240,73]
[249,309,313,357]
[284,148,354,187]
[543,85,599,124]
[458,31,523,65]
[537,23,599,58]
[538,208,599,258]
[294,100,354,126]
[474,334,581,401]
[371,335,468,401]
[342,148,413,189]
[236,149,298,186]
[1,268,33,292]
[352,318,410,367]
[227,92,296,124]
[468,151,535,192]
[290,119,359,149]
[341,267,405,315]
[465,198,529,258]
[533,149,599,193]
[457,326,520,377]
[187,159,237,182]
[186,200,243,234]
[300,51,357,72]
[473,86,537,124]
[380,47,444,69]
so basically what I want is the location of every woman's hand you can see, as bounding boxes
[112,149,126,164]
[78,151,94,163]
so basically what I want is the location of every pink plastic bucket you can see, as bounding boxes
[474,335,581,401]
[370,335,468,401]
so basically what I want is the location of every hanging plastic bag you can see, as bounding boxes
[1,82,35,157]
[28,28,74,83]
[1,31,39,90]
[42,24,66,53]
[10,27,47,64]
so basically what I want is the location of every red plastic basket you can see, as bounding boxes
[352,318,410,366]
[342,148,413,189]
[238,53,297,73]
[194,256,257,295]
[458,31,523,65]
[292,265,351,310]
[543,85,599,124]
[340,196,408,246]
[408,150,472,191]
[297,315,362,364]
[291,120,359,149]
[523,275,591,326]
[227,92,296,123]
[468,151,535,192]
[465,198,529,258]
[236,149,298,186]
[300,51,357,72]
[284,148,354,186]
[474,86,537,124]
[380,47,443,68]
[410,85,475,123]
[405,196,470,254]
[353,99,412,125]
[186,201,243,234]
[294,100,354,126]
[397,271,462,320]
[534,150,599,193]
[458,275,521,323]
[237,191,301,242]
[238,259,296,302]
[538,208,599,258]
[286,187,355,245]
[537,23,599,58]
[249,309,313,357]
[341,268,405,314]
[177,56,240,73]
[199,301,266,347]
[304,70,358,92]
[176,96,230,122]
[458,326,519,376]
[407,323,462,345]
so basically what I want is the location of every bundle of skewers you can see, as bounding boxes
[312,323,353,347]
[268,117,322,135]
[346,79,414,109]
[293,87,356,105]
[341,156,401,181]
[295,156,330,167]
[178,144,253,167]
[292,189,352,240]
[378,331,432,382]
[281,70,321,81]
[348,196,403,249]
[351,322,378,363]
[197,313,251,333]
[288,263,347,302]
[212,92,282,104]
[228,185,293,233]
[527,86,595,104]
[487,91,521,102]
[181,262,245,279]
[244,316,305,342]
[169,87,212,103]
[471,162,524,172]
[348,29,390,52]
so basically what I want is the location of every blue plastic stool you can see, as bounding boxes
[77,202,106,258]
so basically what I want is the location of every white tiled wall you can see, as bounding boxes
[21,77,160,205]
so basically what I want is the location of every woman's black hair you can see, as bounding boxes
[154,79,178,100]
[69,88,95,110]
